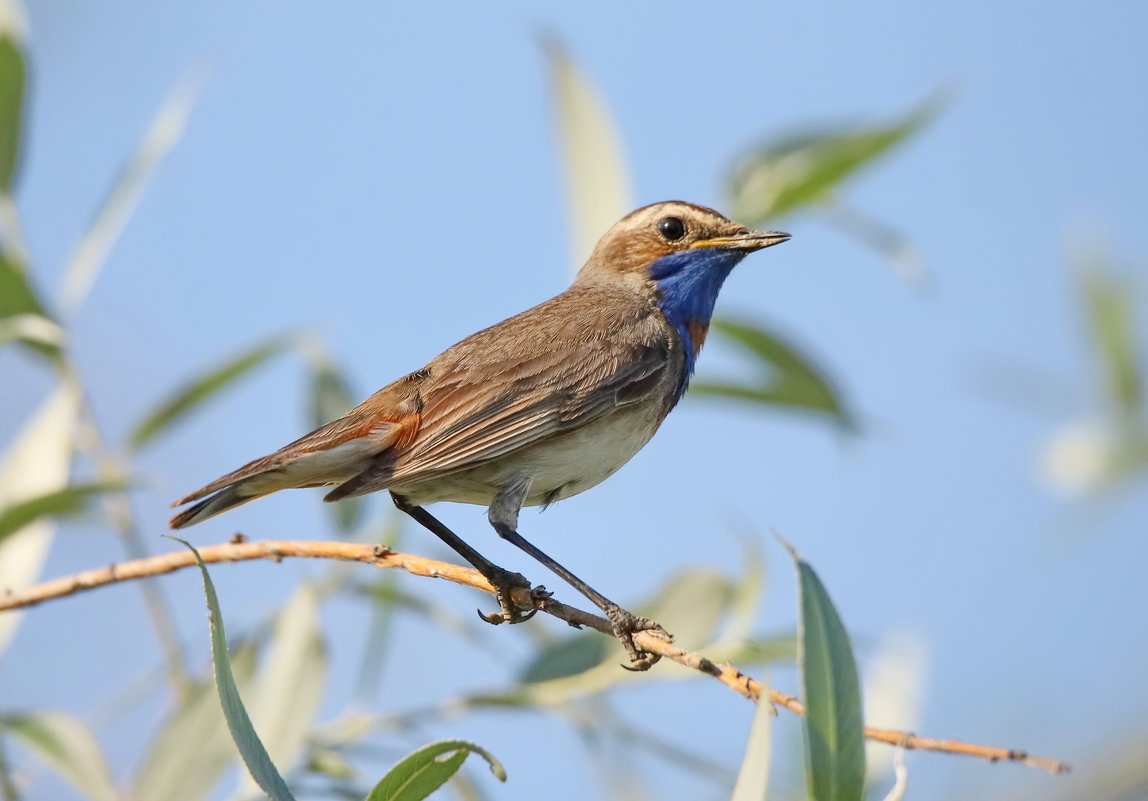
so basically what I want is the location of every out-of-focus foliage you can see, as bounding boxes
[692,317,854,428]
[727,96,939,226]
[543,35,632,272]
[129,335,296,451]
[1041,254,1148,496]
[0,20,1034,801]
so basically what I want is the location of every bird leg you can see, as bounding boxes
[391,493,541,624]
[489,479,671,671]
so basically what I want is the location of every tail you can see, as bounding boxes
[169,389,422,529]
[170,483,274,529]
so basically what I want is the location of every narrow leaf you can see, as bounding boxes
[0,480,127,544]
[1,711,119,801]
[0,381,79,656]
[134,641,259,801]
[307,351,362,531]
[730,684,773,801]
[365,740,505,801]
[789,542,866,801]
[728,95,941,225]
[692,317,852,426]
[542,34,632,271]
[130,334,293,451]
[173,537,298,801]
[0,0,26,193]
[232,584,327,799]
[62,67,204,315]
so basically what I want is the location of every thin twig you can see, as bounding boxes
[0,538,1070,775]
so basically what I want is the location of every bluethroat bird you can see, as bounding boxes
[171,201,789,669]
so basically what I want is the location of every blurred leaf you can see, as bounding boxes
[638,568,732,648]
[731,680,773,801]
[692,318,852,426]
[62,67,204,316]
[0,242,39,316]
[232,584,327,799]
[520,633,609,684]
[717,633,798,666]
[134,640,259,801]
[0,0,26,193]
[863,633,926,789]
[789,543,865,801]
[0,312,64,349]
[729,95,940,225]
[365,740,505,801]
[308,352,363,531]
[0,381,79,656]
[1081,265,1144,421]
[0,249,61,360]
[130,334,293,451]
[175,538,298,801]
[307,749,357,781]
[879,748,908,801]
[0,480,128,544]
[542,34,632,271]
[517,568,730,688]
[0,710,118,801]
[713,533,767,648]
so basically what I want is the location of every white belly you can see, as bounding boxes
[390,401,666,508]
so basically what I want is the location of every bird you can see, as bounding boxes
[171,201,789,669]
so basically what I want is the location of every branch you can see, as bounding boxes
[0,537,1070,774]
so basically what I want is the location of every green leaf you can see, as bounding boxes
[0,248,61,360]
[130,334,293,451]
[728,95,941,225]
[730,682,773,801]
[692,317,853,426]
[173,537,298,801]
[0,381,80,656]
[0,480,127,545]
[542,34,632,271]
[307,353,363,531]
[365,740,505,801]
[232,584,327,799]
[134,640,259,801]
[0,243,39,317]
[62,68,203,315]
[1,710,119,801]
[1081,265,1143,421]
[788,542,865,801]
[0,4,26,193]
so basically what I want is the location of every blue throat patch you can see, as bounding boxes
[648,247,747,401]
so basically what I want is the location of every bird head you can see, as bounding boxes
[575,201,789,396]
[575,200,788,287]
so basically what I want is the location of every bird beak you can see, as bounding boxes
[690,229,791,252]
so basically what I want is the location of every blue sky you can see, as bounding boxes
[3,1,1148,799]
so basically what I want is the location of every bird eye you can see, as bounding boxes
[658,216,686,241]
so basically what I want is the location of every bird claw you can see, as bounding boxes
[477,568,546,625]
[604,605,672,671]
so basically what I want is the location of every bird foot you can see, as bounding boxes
[476,567,549,625]
[604,603,673,671]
